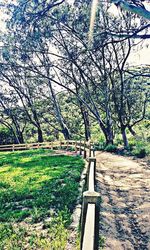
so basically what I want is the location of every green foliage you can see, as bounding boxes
[0,223,27,250]
[0,214,68,250]
[99,235,106,249]
[125,135,150,158]
[94,142,105,151]
[131,141,147,158]
[0,126,14,145]
[133,148,146,158]
[105,144,117,152]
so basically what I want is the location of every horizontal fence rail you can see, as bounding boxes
[81,147,100,250]
[82,203,95,250]
[0,140,94,159]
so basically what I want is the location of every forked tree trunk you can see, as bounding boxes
[128,125,136,136]
[18,131,24,144]
[98,120,114,145]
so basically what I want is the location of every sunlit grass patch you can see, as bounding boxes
[0,149,84,249]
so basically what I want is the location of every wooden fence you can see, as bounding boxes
[0,140,93,157]
[81,149,100,250]
[0,140,100,249]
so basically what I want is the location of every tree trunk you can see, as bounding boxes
[121,128,129,148]
[62,125,71,140]
[98,120,114,145]
[18,132,24,144]
[80,104,91,141]
[105,129,114,145]
[48,80,71,140]
[37,127,43,142]
[128,125,136,136]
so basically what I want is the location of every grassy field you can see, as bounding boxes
[0,149,84,249]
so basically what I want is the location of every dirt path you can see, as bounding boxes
[96,152,150,250]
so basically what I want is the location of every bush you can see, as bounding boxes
[0,126,14,145]
[129,139,149,158]
[132,148,146,158]
[94,143,105,151]
[105,144,117,152]
[128,142,135,151]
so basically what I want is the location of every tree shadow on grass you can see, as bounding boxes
[0,151,84,224]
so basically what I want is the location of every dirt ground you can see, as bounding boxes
[96,152,150,250]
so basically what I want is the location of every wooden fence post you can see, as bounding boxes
[83,140,86,159]
[75,141,77,153]
[87,157,96,189]
[89,141,91,157]
[60,141,62,149]
[79,140,82,155]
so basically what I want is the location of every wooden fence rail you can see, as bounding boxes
[0,140,94,158]
[81,148,100,250]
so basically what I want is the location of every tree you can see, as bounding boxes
[111,0,150,20]
[0,87,27,143]
[0,0,149,146]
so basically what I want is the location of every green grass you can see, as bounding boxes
[0,149,84,249]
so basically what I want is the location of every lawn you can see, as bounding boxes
[0,149,84,249]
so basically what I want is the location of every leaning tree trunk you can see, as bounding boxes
[48,80,71,140]
[121,127,129,148]
[62,125,71,140]
[128,125,136,136]
[80,105,91,141]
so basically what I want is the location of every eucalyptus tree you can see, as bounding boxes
[0,20,71,140]
[1,0,149,146]
[8,0,144,144]
[0,86,27,143]
[0,54,45,142]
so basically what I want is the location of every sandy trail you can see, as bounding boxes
[96,152,150,250]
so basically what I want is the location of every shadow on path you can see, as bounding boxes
[96,152,150,250]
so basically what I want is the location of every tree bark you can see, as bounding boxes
[128,125,136,136]
[80,104,91,141]
[37,127,44,142]
[121,127,129,148]
[105,129,114,145]
[18,131,24,144]
[62,125,70,140]
[98,119,114,145]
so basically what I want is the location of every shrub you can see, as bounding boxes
[94,140,106,150]
[128,142,136,151]
[132,148,146,158]
[105,144,117,152]
[0,126,14,145]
